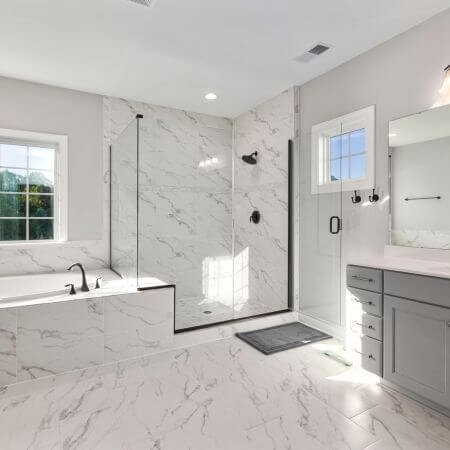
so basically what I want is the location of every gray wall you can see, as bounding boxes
[298,9,450,326]
[0,77,107,276]
[0,76,104,241]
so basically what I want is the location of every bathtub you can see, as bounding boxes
[0,269,129,308]
[0,269,171,308]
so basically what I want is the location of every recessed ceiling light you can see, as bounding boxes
[388,133,397,137]
[205,92,217,101]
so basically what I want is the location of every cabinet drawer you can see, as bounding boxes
[384,271,450,309]
[351,335,383,377]
[348,287,383,317]
[347,266,382,292]
[350,313,382,341]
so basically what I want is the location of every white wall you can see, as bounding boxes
[298,8,450,328]
[0,77,107,275]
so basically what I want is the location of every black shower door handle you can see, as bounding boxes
[329,216,341,234]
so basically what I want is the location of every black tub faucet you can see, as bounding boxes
[67,263,90,292]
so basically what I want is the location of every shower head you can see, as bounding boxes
[242,151,258,165]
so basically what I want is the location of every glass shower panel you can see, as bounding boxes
[299,127,342,326]
[135,112,234,330]
[110,118,138,285]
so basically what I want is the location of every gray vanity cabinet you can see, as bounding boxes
[384,295,450,410]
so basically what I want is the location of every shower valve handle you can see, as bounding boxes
[250,210,261,224]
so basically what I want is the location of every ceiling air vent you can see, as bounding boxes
[295,43,331,63]
[127,0,155,7]
[308,44,330,55]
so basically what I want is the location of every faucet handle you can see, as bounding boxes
[95,277,103,289]
[65,284,76,295]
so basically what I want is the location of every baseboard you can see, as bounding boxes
[297,312,345,340]
[381,379,450,418]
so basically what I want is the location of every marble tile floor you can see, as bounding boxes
[0,336,448,450]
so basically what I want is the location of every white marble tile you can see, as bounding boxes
[0,239,108,277]
[0,380,60,449]
[234,88,293,190]
[17,335,105,381]
[0,309,16,386]
[233,184,289,316]
[18,298,104,346]
[357,383,450,444]
[1,335,448,450]
[352,405,449,450]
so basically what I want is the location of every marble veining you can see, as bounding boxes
[0,335,448,449]
[106,88,294,329]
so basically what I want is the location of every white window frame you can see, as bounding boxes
[311,105,375,194]
[0,128,68,244]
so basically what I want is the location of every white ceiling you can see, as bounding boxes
[0,0,449,118]
[389,104,450,147]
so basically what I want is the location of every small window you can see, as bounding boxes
[0,129,67,243]
[311,106,374,193]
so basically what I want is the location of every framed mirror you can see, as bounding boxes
[389,104,450,249]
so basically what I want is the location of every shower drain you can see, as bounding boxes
[203,310,212,315]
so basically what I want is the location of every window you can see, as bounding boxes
[311,106,375,194]
[0,129,67,243]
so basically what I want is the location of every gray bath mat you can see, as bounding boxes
[236,322,331,355]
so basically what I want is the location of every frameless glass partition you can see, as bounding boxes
[110,117,139,286]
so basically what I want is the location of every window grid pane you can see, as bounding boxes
[0,141,55,242]
[328,129,366,183]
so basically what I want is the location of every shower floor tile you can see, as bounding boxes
[175,297,286,330]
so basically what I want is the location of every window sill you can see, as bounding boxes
[0,240,68,248]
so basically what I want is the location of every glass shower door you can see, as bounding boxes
[299,127,343,327]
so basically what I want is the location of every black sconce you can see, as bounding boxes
[351,190,361,204]
[369,188,379,203]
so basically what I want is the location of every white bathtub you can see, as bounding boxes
[0,269,171,308]
[0,269,126,307]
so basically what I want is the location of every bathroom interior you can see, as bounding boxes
[0,1,450,449]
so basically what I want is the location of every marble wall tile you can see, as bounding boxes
[0,239,108,277]
[17,298,104,381]
[232,89,293,320]
[233,184,289,316]
[234,88,294,190]
[18,299,104,346]
[17,336,105,382]
[0,309,16,385]
[104,289,174,362]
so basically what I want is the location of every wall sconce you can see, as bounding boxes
[433,65,450,108]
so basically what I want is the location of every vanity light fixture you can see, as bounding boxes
[433,65,450,107]
[205,92,217,101]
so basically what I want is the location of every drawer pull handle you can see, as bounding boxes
[352,322,375,330]
[353,349,376,360]
[353,299,373,306]
[351,275,374,283]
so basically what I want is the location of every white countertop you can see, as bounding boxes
[349,256,450,279]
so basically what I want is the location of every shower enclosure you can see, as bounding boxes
[109,91,293,331]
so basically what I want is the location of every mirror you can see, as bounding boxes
[389,104,450,250]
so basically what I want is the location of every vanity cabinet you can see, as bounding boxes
[384,295,450,410]
[347,265,383,377]
[347,264,450,413]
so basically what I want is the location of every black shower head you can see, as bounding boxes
[242,151,258,165]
